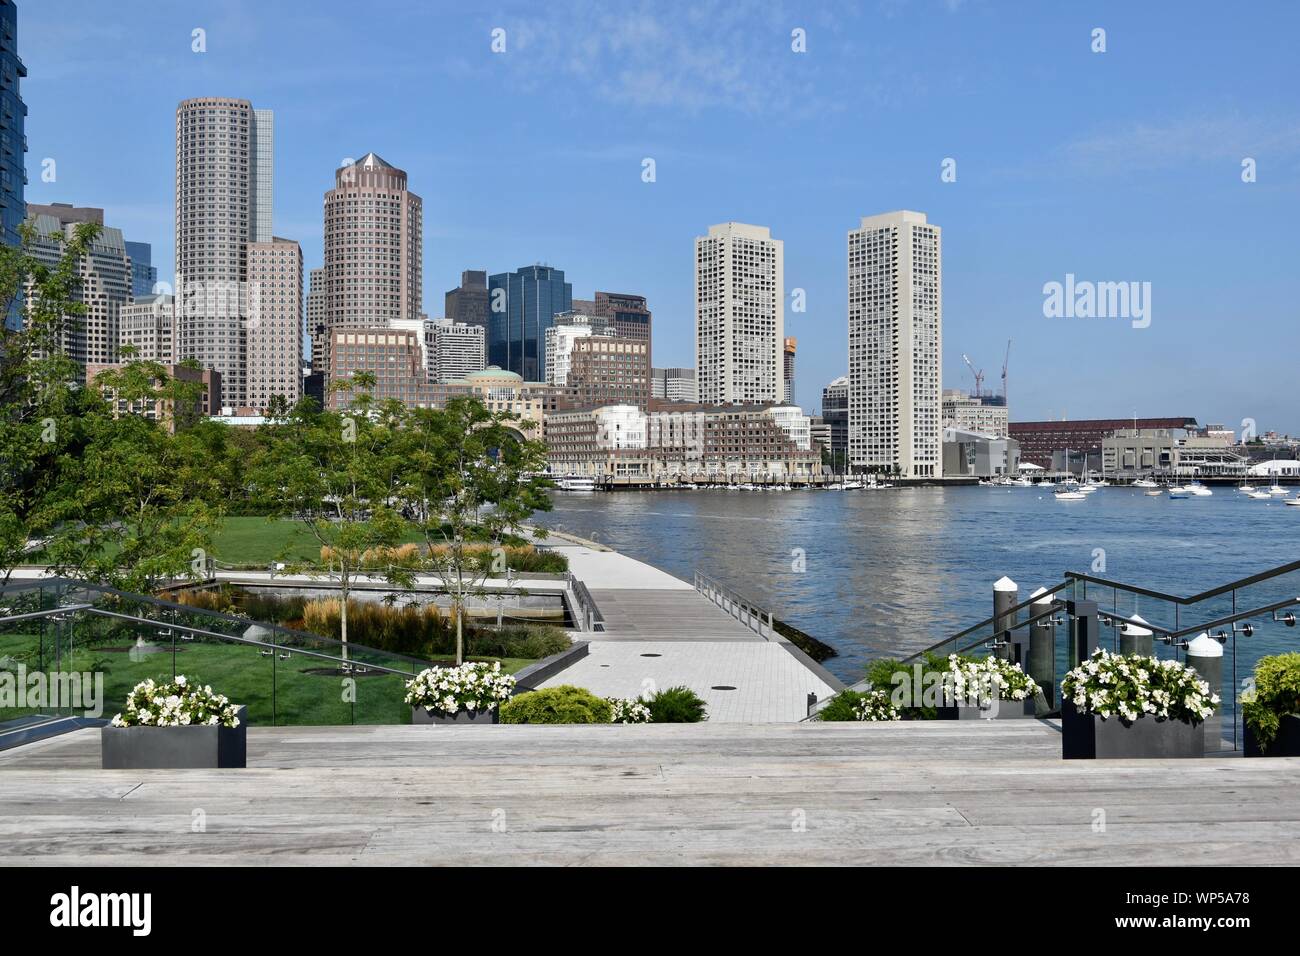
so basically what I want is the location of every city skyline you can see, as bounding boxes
[16,0,1300,431]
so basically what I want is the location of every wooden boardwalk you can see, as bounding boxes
[589,588,761,641]
[3,722,1299,866]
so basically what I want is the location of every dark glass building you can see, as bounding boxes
[1,0,26,329]
[488,265,572,382]
[124,240,158,297]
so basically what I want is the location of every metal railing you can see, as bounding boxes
[566,572,603,632]
[694,571,776,641]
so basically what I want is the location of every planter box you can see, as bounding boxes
[1243,714,1300,757]
[102,706,247,769]
[1061,700,1204,759]
[938,697,1037,720]
[411,706,498,725]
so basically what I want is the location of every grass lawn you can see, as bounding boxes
[0,628,533,727]
[211,516,430,566]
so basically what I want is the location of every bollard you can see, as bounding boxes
[993,576,1019,662]
[1185,632,1224,753]
[1119,613,1153,656]
[1028,587,1055,711]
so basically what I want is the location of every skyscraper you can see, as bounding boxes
[847,210,942,478]
[444,270,489,330]
[821,375,848,472]
[118,293,175,363]
[246,237,303,412]
[0,0,26,254]
[24,204,131,375]
[783,336,796,404]
[487,265,572,382]
[571,291,652,344]
[427,318,486,384]
[322,152,422,366]
[124,240,158,298]
[174,97,273,409]
[694,222,783,405]
[306,266,326,372]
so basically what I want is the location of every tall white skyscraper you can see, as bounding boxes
[428,318,487,384]
[847,210,942,478]
[694,222,783,405]
[174,97,273,409]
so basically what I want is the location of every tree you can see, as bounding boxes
[249,374,412,659]
[39,354,224,592]
[0,221,102,584]
[397,397,552,664]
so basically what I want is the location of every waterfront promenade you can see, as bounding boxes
[4,720,1298,865]
[536,533,840,722]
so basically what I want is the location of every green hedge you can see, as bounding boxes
[646,685,708,723]
[499,685,613,724]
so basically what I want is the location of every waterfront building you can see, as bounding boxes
[1101,427,1245,478]
[809,416,831,458]
[821,375,848,473]
[488,265,573,382]
[766,404,812,450]
[118,293,175,362]
[848,210,942,478]
[174,97,273,409]
[445,269,490,331]
[942,388,1009,439]
[942,426,1021,478]
[0,0,26,266]
[545,402,820,481]
[326,327,448,410]
[322,152,423,369]
[245,237,303,412]
[695,222,784,405]
[1011,417,1197,470]
[427,317,486,384]
[571,291,652,344]
[24,204,131,376]
[559,334,651,410]
[124,240,158,297]
[783,337,796,404]
[86,362,220,430]
[651,366,698,403]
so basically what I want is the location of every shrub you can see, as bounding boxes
[405,661,515,716]
[1242,652,1300,753]
[607,697,652,723]
[947,654,1041,704]
[302,598,446,657]
[111,675,240,728]
[646,685,708,723]
[863,652,951,719]
[467,624,570,660]
[1061,648,1219,726]
[814,689,900,722]
[499,685,612,724]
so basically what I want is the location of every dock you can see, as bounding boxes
[3,721,1298,865]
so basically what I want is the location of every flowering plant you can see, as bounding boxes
[607,697,652,724]
[1061,648,1218,726]
[947,654,1041,705]
[110,676,240,728]
[852,689,901,721]
[405,661,515,715]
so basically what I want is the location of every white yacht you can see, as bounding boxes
[554,475,597,491]
[1285,497,1300,507]
[1188,482,1213,496]
[1247,489,1273,500]
[1133,477,1159,489]
[1268,483,1288,495]
[1055,488,1087,501]
[1167,485,1190,499]
[1144,488,1164,496]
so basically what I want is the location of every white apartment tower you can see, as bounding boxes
[246,237,303,412]
[322,153,422,368]
[694,222,784,405]
[847,210,942,478]
[174,98,274,409]
[428,318,487,384]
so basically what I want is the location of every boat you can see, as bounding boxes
[554,475,597,491]
[1247,490,1273,500]
[1188,482,1213,496]
[1055,482,1087,500]
[1144,488,1164,496]
[1037,480,1056,489]
[1285,498,1300,507]
[1238,482,1257,493]
[1133,478,1159,489]
[1167,485,1190,499]
[1268,483,1288,495]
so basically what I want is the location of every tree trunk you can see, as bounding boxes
[455,600,464,666]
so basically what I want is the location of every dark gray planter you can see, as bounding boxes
[1243,714,1300,757]
[411,705,498,725]
[101,706,247,769]
[1061,700,1204,759]
[938,697,1037,720]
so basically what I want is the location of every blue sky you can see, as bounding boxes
[19,0,1300,431]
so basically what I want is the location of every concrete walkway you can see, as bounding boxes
[540,539,839,717]
[5,722,1298,865]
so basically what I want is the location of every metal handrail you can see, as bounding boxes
[694,570,775,641]
[901,581,1075,663]
[1065,558,1300,606]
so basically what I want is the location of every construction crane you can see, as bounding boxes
[962,354,984,397]
[1001,339,1011,401]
